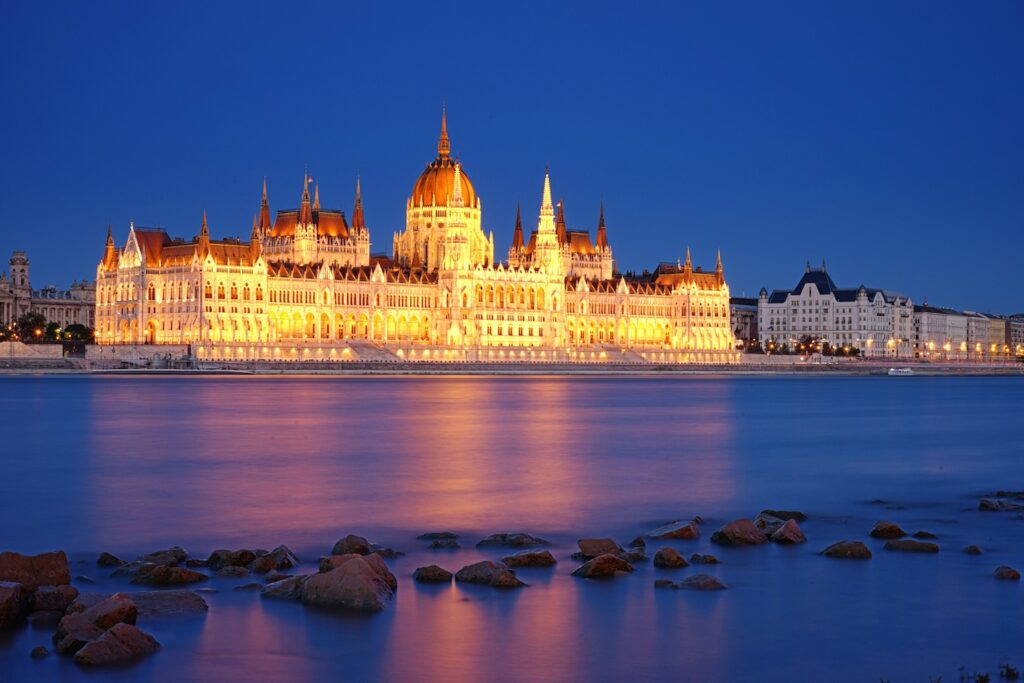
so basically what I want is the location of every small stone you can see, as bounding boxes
[711,519,768,546]
[628,536,646,549]
[822,541,872,560]
[963,545,983,556]
[770,519,806,545]
[96,553,123,568]
[476,533,551,549]
[912,531,938,540]
[216,566,250,578]
[883,539,939,554]
[993,566,1021,581]
[428,538,460,550]
[571,554,635,579]
[653,548,688,568]
[32,585,79,612]
[30,645,49,659]
[413,565,453,583]
[0,551,71,590]
[690,554,720,565]
[417,532,458,540]
[869,521,907,539]
[646,520,700,540]
[677,574,727,591]
[502,550,557,568]
[74,622,160,665]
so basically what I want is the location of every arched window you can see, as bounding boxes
[230,284,238,300]
[147,284,156,301]
[218,283,226,300]
[255,286,263,301]
[243,285,250,300]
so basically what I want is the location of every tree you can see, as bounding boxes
[15,311,47,342]
[64,324,93,341]
[45,322,61,341]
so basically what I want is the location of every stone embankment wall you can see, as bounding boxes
[0,342,64,359]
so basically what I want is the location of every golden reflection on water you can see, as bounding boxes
[86,376,737,549]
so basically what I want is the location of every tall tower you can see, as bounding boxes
[9,251,30,292]
[533,169,561,273]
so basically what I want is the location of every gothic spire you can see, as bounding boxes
[596,202,608,250]
[105,223,114,246]
[313,183,321,213]
[299,173,313,224]
[684,246,692,271]
[512,203,524,250]
[200,210,209,238]
[437,104,451,158]
[716,248,723,273]
[259,178,271,234]
[452,163,464,207]
[352,176,365,231]
[556,199,567,244]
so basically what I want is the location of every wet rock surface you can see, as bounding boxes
[869,521,907,539]
[822,541,872,559]
[574,538,623,561]
[81,593,137,630]
[690,553,720,565]
[760,509,808,523]
[32,584,79,612]
[653,548,688,568]
[476,533,550,549]
[130,565,207,586]
[571,554,635,579]
[53,612,104,654]
[963,545,984,555]
[207,548,257,570]
[261,575,310,601]
[140,546,189,567]
[646,520,700,540]
[0,581,31,628]
[502,550,557,568]
[454,560,525,588]
[0,551,71,590]
[770,519,806,545]
[96,552,123,568]
[74,622,160,666]
[993,566,1021,580]
[711,519,768,546]
[302,554,398,611]
[413,565,453,583]
[331,535,403,558]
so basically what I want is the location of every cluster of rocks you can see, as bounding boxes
[710,511,808,547]
[101,543,301,584]
[418,531,460,550]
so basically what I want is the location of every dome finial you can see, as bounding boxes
[438,103,450,158]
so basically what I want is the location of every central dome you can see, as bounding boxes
[410,110,477,208]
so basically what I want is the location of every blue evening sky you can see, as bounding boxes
[1,1,1020,312]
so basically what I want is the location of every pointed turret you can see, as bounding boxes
[512,203,524,250]
[249,212,262,260]
[684,246,692,273]
[556,200,567,244]
[541,168,553,216]
[451,163,464,207]
[197,211,210,259]
[313,183,321,213]
[259,178,272,234]
[716,249,723,273]
[102,224,118,270]
[596,202,608,250]
[437,104,451,158]
[351,176,366,232]
[299,174,313,224]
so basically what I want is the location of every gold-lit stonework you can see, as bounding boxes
[95,113,736,363]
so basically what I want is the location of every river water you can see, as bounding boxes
[1,374,1022,681]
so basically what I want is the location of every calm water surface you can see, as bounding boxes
[1,375,1022,682]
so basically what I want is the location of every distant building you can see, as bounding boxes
[964,312,1009,360]
[1006,315,1024,358]
[758,261,913,358]
[729,297,758,349]
[912,305,968,359]
[0,251,95,329]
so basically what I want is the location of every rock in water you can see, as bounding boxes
[883,539,939,554]
[993,566,1021,581]
[963,545,984,556]
[261,575,310,601]
[979,498,1024,511]
[82,593,137,630]
[417,532,458,540]
[216,566,250,578]
[912,531,938,540]
[690,554,720,565]
[760,509,808,523]
[677,574,727,591]
[53,612,104,654]
[96,553,123,568]
[301,555,397,611]
[646,520,700,540]
[413,565,453,583]
[0,581,31,628]
[428,539,460,550]
[140,546,189,567]
[206,549,257,570]
[869,521,907,539]
[753,513,786,536]
[74,623,160,665]
[571,554,635,579]
[502,550,557,568]
[575,538,623,560]
[455,561,509,584]
[131,565,207,586]
[628,537,646,549]
[476,533,551,549]
[330,534,372,556]
[710,520,768,546]
[0,551,71,590]
[128,590,209,616]
[32,585,79,612]
[821,541,872,560]
[27,610,64,627]
[30,645,49,658]
[770,519,807,545]
[653,548,688,568]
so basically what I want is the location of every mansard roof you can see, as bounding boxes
[766,267,906,305]
[132,228,255,267]
[270,208,350,239]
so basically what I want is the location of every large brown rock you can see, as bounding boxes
[994,566,1021,581]
[653,548,688,568]
[82,593,137,630]
[710,519,768,546]
[753,513,786,536]
[74,622,160,666]
[770,519,807,545]
[96,553,123,568]
[140,546,189,567]
[131,565,207,586]
[476,533,550,548]
[0,551,71,590]
[248,546,299,574]
[646,520,700,540]
[261,575,310,601]
[301,555,396,611]
[53,612,104,654]
[571,554,635,579]
[455,560,506,584]
[330,534,372,556]
[0,581,31,628]
[413,565,453,583]
[690,553,720,565]
[870,521,907,539]
[822,540,872,559]
[32,585,79,612]
[883,539,939,554]
[502,550,557,568]
[575,538,623,560]
[207,549,257,570]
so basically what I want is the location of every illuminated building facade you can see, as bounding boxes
[95,113,736,363]
[1,251,94,329]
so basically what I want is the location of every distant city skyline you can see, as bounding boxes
[1,2,1021,312]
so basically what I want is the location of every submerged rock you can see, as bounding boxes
[427,538,460,550]
[770,519,806,545]
[417,532,458,540]
[216,566,250,578]
[912,531,938,540]
[476,533,550,549]
[68,590,206,617]
[690,554,720,565]
[96,553,123,568]
[628,537,646,549]
[653,548,688,568]
[710,520,768,546]
[963,545,984,556]
[753,513,786,536]
[760,509,808,523]
[74,622,160,666]
[301,555,397,611]
[502,550,557,568]
[0,551,71,590]
[571,554,635,579]
[678,574,727,591]
[993,566,1021,581]
[413,565,453,583]
[27,610,64,627]
[0,581,31,628]
[883,539,939,554]
[869,521,906,539]
[130,565,207,586]
[979,498,1024,511]
[821,541,872,560]
[617,547,647,562]
[30,645,49,659]
[646,520,700,540]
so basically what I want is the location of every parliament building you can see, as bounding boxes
[95,113,736,363]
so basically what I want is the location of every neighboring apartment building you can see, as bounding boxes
[912,305,969,359]
[0,251,95,329]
